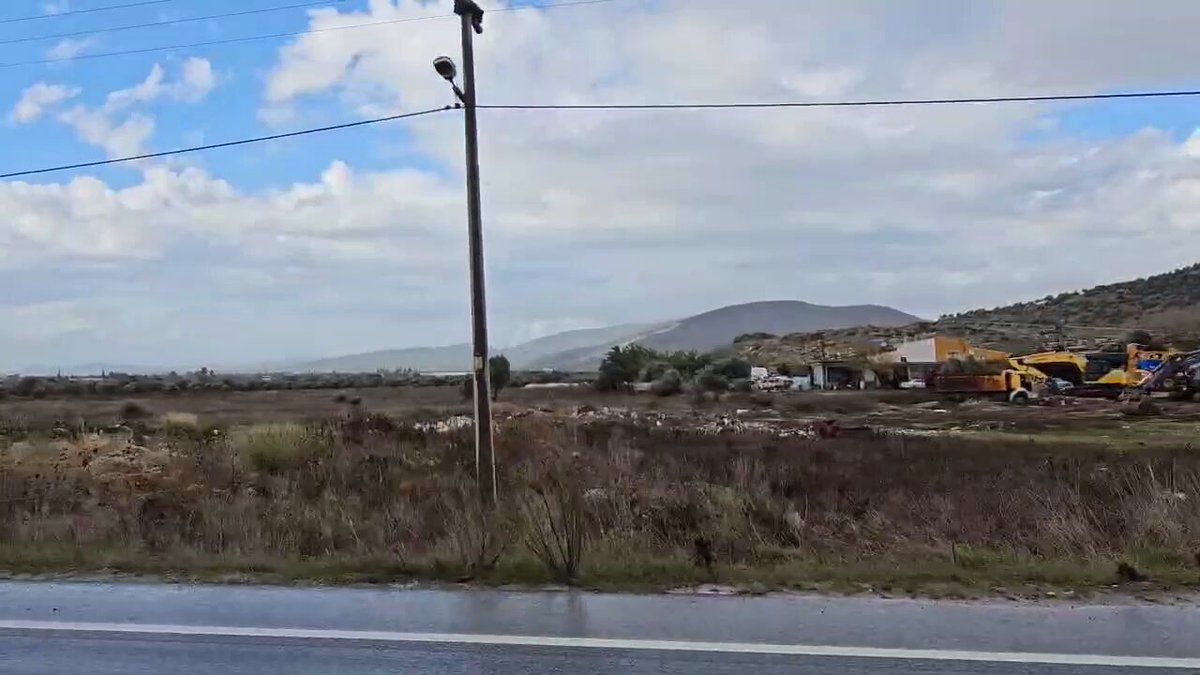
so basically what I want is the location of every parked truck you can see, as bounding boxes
[930,359,1047,403]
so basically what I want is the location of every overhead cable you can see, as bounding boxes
[0,106,453,180]
[5,84,1199,179]
[479,89,1200,110]
[0,0,621,68]
[0,0,338,47]
[0,0,182,26]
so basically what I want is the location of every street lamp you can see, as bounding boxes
[432,56,457,82]
[434,0,496,508]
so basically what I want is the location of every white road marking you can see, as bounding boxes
[0,620,1197,669]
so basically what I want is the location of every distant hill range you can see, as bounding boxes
[32,265,1200,375]
[737,263,1200,366]
[289,301,923,373]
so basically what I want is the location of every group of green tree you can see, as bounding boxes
[594,345,752,395]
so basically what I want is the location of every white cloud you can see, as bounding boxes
[0,301,92,341]
[9,82,80,123]
[6,0,1200,366]
[178,58,217,102]
[0,161,464,267]
[104,64,169,111]
[254,0,1200,316]
[59,106,156,158]
[46,37,97,62]
[56,59,220,158]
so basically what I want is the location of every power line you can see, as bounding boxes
[0,106,453,180]
[480,89,1200,110]
[492,0,619,15]
[0,0,620,68]
[0,0,337,47]
[1,0,185,26]
[5,85,1200,179]
[0,15,438,69]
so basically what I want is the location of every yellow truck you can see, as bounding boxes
[931,359,1047,403]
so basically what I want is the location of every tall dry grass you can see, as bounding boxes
[1,412,1198,588]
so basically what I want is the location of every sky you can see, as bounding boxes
[2,0,1200,371]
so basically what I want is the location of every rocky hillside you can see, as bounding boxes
[737,263,1200,367]
[945,263,1200,328]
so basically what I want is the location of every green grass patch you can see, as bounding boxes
[1,545,1197,598]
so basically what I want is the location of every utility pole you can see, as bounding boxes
[434,0,496,507]
[817,334,828,390]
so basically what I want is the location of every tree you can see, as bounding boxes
[489,355,511,401]
[710,356,751,380]
[638,360,672,383]
[666,350,712,377]
[693,368,730,393]
[13,376,41,398]
[596,345,651,391]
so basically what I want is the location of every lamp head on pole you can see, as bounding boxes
[433,56,458,82]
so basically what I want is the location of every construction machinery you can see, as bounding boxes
[1013,344,1176,398]
[1126,349,1200,400]
[930,358,1048,403]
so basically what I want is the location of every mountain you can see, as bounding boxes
[521,302,920,370]
[501,323,666,367]
[636,301,922,353]
[292,344,473,373]
[288,301,921,373]
[287,324,660,373]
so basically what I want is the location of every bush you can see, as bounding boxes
[693,368,729,393]
[520,455,588,582]
[161,412,201,436]
[234,422,318,473]
[12,377,43,398]
[120,401,152,420]
[710,357,751,380]
[651,369,683,396]
[734,332,777,343]
[639,360,671,383]
[440,479,514,577]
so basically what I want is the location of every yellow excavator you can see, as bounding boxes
[1125,349,1200,400]
[1014,344,1176,397]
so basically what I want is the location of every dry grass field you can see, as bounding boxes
[2,385,1199,597]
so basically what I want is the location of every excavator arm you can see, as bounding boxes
[1135,349,1200,394]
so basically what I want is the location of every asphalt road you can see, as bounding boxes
[2,582,1199,674]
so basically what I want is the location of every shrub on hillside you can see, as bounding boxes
[693,368,729,393]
